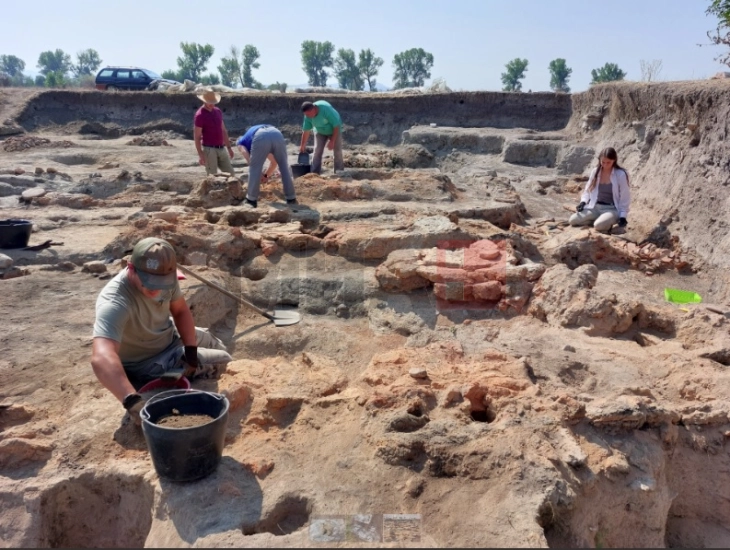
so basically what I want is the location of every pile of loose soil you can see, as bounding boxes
[3,135,74,152]
[155,412,215,428]
[126,135,172,147]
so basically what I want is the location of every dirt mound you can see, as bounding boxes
[2,135,74,152]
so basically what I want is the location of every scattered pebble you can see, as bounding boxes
[0,253,13,270]
[563,345,576,353]
[82,260,108,274]
[409,367,428,379]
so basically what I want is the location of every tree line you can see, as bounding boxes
[3,0,730,93]
[0,43,635,92]
[0,49,102,88]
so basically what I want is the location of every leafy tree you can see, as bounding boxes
[358,49,383,91]
[548,58,572,93]
[217,45,261,88]
[266,82,287,92]
[0,55,25,78]
[392,48,434,89]
[590,62,626,84]
[73,49,102,76]
[161,69,184,82]
[706,0,730,66]
[333,48,364,90]
[35,75,46,87]
[44,70,69,88]
[199,74,220,86]
[37,49,72,76]
[300,40,335,87]
[501,58,529,92]
[217,51,240,88]
[708,0,730,24]
[241,45,261,88]
[176,42,214,82]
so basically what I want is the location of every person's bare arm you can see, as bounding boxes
[222,122,234,158]
[265,153,278,177]
[194,126,205,165]
[91,337,135,403]
[300,130,311,152]
[238,146,251,163]
[169,297,197,346]
[328,126,340,151]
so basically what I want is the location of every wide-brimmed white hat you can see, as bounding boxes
[197,88,221,104]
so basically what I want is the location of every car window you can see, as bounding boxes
[144,70,162,79]
[116,70,131,79]
[131,70,147,79]
[98,69,114,78]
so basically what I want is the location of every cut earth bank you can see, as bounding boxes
[0,81,730,548]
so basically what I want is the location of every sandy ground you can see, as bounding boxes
[1,84,730,548]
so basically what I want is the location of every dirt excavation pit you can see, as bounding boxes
[2,83,730,547]
[37,473,154,548]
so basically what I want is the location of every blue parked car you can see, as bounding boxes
[94,66,180,91]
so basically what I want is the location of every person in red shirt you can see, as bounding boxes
[193,88,235,175]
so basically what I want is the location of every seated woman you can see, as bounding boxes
[569,147,630,232]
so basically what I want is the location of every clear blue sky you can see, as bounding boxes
[3,0,727,91]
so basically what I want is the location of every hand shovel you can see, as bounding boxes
[176,264,301,327]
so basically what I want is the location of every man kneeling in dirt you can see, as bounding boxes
[90,237,232,425]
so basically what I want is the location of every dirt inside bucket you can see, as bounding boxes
[155,409,215,428]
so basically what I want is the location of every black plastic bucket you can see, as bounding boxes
[291,164,311,178]
[0,219,32,249]
[140,390,229,482]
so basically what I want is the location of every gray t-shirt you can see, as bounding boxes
[597,182,614,205]
[93,270,183,365]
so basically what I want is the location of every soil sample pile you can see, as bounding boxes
[156,409,215,428]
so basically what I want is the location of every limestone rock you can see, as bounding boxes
[409,367,428,379]
[0,253,12,270]
[185,251,207,266]
[82,261,108,274]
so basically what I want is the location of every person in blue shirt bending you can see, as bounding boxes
[236,125,298,208]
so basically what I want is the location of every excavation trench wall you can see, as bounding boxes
[569,80,730,270]
[15,90,572,145]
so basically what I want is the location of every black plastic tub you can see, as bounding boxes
[291,164,311,178]
[0,219,32,249]
[140,390,229,482]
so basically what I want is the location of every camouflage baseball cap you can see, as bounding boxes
[130,237,177,290]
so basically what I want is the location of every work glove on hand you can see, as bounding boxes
[618,217,628,228]
[182,345,199,379]
[123,393,146,427]
[576,201,586,213]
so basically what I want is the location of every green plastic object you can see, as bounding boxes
[664,288,702,304]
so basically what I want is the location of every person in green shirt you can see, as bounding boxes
[299,100,344,174]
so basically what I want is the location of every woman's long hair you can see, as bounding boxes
[588,147,630,192]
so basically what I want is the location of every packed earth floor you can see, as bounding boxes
[1,82,730,548]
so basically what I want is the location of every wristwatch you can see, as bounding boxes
[122,392,143,410]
